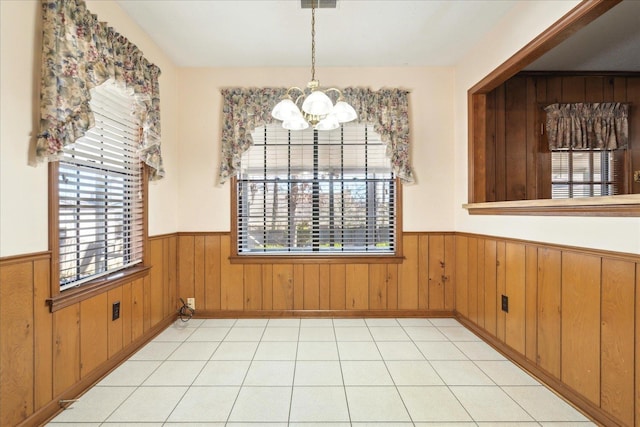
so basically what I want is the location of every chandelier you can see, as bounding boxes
[271,0,357,131]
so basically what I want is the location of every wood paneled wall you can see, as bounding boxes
[0,235,177,427]
[176,232,456,314]
[484,73,640,201]
[454,233,640,426]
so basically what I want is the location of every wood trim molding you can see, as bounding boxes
[193,309,455,319]
[0,251,50,266]
[456,315,622,427]
[22,314,177,427]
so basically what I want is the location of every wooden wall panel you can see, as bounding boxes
[53,304,80,396]
[369,264,387,310]
[600,258,635,426]
[167,236,178,314]
[398,235,419,309]
[387,264,398,310]
[273,264,294,310]
[525,246,537,362]
[80,293,109,377]
[220,235,244,310]
[483,240,497,336]
[346,264,369,310]
[204,235,221,311]
[467,238,479,324]
[244,264,263,310]
[0,262,34,426]
[537,247,561,378]
[194,236,206,312]
[418,235,429,309]
[149,238,164,327]
[262,264,273,311]
[505,243,526,355]
[33,259,52,410]
[636,263,640,427]
[303,264,320,310]
[330,264,346,310]
[504,77,527,200]
[131,278,144,342]
[476,239,486,329]
[444,235,455,311]
[121,282,132,347]
[496,241,506,343]
[108,287,124,358]
[319,265,331,310]
[177,235,195,300]
[294,264,304,310]
[455,236,469,318]
[428,235,445,310]
[561,252,601,405]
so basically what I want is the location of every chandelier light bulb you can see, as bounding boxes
[272,97,301,121]
[332,100,358,123]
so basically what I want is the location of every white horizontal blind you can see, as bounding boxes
[58,83,144,290]
[551,149,618,199]
[237,123,395,255]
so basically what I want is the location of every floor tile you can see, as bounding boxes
[267,318,300,327]
[368,326,410,341]
[200,318,236,327]
[290,386,350,422]
[476,360,541,385]
[168,341,220,360]
[333,318,367,327]
[254,341,297,360]
[416,341,468,360]
[47,386,135,422]
[143,360,206,386]
[337,341,382,360]
[294,360,343,385]
[334,326,373,341]
[455,340,506,360]
[386,361,444,385]
[346,386,411,422]
[227,386,291,422]
[129,341,180,360]
[300,318,333,327]
[341,360,393,385]
[398,386,472,422]
[174,318,204,328]
[210,342,258,360]
[193,360,250,385]
[243,360,295,386]
[451,386,534,422]
[153,325,196,342]
[106,386,187,422]
[224,327,264,341]
[234,318,268,327]
[377,341,425,360]
[290,424,349,427]
[299,326,336,341]
[430,360,494,385]
[403,326,448,341]
[397,317,434,327]
[97,361,160,386]
[438,326,481,341]
[166,386,239,422]
[428,318,462,327]
[365,318,400,326]
[539,423,596,426]
[296,341,339,360]
[414,424,475,427]
[261,326,299,341]
[503,386,591,422]
[186,327,229,342]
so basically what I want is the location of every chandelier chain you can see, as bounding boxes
[311,1,316,82]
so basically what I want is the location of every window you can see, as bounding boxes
[57,83,144,291]
[235,123,397,256]
[551,149,620,198]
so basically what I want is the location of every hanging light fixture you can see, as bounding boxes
[271,0,357,131]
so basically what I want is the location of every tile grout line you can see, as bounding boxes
[333,318,353,426]
[287,319,302,425]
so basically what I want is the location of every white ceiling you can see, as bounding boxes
[116,0,640,71]
[115,0,518,67]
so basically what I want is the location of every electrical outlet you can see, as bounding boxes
[501,295,509,313]
[187,297,195,310]
[112,301,121,320]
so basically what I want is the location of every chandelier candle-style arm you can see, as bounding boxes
[270,0,356,131]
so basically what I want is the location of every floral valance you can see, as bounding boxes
[36,0,164,180]
[219,87,414,184]
[544,102,629,151]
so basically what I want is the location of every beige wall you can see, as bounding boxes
[0,0,180,257]
[176,66,455,233]
[453,0,640,254]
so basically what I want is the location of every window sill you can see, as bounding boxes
[463,194,640,216]
[229,255,405,264]
[48,265,151,312]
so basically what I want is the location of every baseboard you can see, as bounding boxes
[193,309,455,318]
[21,314,177,427]
[456,315,623,427]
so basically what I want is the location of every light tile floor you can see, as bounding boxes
[47,317,595,426]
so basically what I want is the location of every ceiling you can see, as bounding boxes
[116,0,640,71]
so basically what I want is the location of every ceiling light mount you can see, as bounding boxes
[272,0,356,130]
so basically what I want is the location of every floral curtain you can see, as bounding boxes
[219,87,414,184]
[544,103,629,151]
[37,0,164,180]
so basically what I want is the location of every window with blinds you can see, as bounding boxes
[551,149,619,199]
[58,83,144,291]
[236,123,396,255]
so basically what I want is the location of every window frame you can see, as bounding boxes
[230,125,404,264]
[47,93,150,312]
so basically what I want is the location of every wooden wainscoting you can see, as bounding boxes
[0,234,178,427]
[175,232,456,316]
[454,233,640,427]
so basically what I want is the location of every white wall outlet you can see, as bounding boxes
[187,297,195,310]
